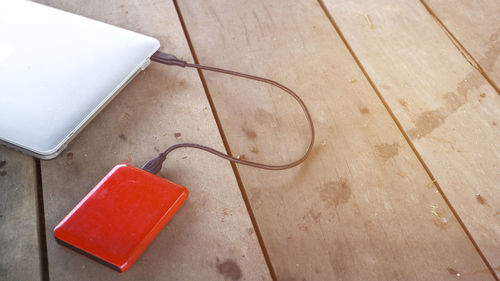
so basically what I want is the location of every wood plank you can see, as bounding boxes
[36,0,271,280]
[321,0,500,276]
[0,147,41,280]
[177,0,495,280]
[422,0,500,91]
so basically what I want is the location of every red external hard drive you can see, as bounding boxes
[53,164,189,272]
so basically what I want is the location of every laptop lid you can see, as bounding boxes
[0,0,160,159]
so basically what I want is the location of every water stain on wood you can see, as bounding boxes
[447,267,459,275]
[255,108,273,122]
[242,127,257,139]
[376,142,399,161]
[409,57,488,139]
[442,91,466,112]
[246,227,254,236]
[119,133,127,141]
[475,194,488,206]
[431,206,449,230]
[433,216,449,230]
[302,208,322,224]
[310,211,322,223]
[255,108,278,128]
[0,160,6,169]
[216,259,242,281]
[122,112,131,120]
[364,219,374,229]
[298,225,309,232]
[320,178,352,208]
[358,106,370,114]
[492,121,497,126]
[481,27,500,73]
[177,80,187,88]
[398,98,408,108]
[408,110,447,139]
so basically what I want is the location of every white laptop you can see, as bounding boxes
[0,0,160,159]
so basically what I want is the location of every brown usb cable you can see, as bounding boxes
[141,51,315,175]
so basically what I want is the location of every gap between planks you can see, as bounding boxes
[35,160,50,281]
[419,0,500,96]
[316,0,500,279]
[172,0,278,279]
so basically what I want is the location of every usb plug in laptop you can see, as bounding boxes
[0,0,160,159]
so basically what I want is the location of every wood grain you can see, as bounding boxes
[0,147,41,281]
[178,0,495,280]
[322,0,500,277]
[423,0,500,92]
[36,0,271,280]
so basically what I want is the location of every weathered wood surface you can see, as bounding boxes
[423,0,500,91]
[178,0,495,280]
[0,147,41,281]
[322,0,500,277]
[37,0,271,280]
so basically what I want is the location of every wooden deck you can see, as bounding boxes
[1,0,499,280]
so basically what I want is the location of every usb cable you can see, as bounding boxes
[141,51,315,175]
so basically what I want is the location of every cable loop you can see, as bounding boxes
[145,52,315,172]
